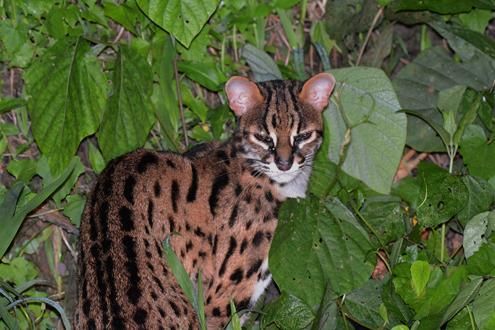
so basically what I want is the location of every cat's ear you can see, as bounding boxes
[225,76,263,117]
[299,72,336,112]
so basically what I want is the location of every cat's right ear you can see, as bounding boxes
[225,76,263,117]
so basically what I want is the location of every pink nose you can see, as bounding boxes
[275,156,292,171]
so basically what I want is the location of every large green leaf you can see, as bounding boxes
[242,44,283,82]
[458,176,495,225]
[327,67,406,194]
[270,196,374,309]
[393,46,494,152]
[137,0,219,47]
[25,37,106,174]
[262,292,315,329]
[472,279,495,330]
[98,44,155,161]
[343,279,386,329]
[415,163,468,228]
[460,125,495,181]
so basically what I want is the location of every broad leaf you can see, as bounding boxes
[137,0,219,47]
[442,276,483,325]
[472,279,495,330]
[327,67,406,194]
[25,37,106,174]
[262,292,315,329]
[460,125,495,181]
[178,61,226,91]
[389,0,494,14]
[98,44,155,161]
[242,44,283,82]
[415,163,468,228]
[467,243,495,276]
[344,279,386,329]
[393,47,494,152]
[463,211,495,258]
[270,196,374,309]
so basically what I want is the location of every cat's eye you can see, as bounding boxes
[294,131,312,143]
[254,133,273,145]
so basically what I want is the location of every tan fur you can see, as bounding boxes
[74,74,335,329]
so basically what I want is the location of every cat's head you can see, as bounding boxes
[225,73,335,196]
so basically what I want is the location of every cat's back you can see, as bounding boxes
[76,148,199,329]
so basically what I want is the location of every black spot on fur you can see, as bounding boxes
[124,175,136,204]
[169,216,176,233]
[237,298,250,311]
[119,206,133,231]
[235,184,242,196]
[187,165,198,202]
[147,199,154,228]
[212,307,221,317]
[246,220,253,230]
[219,237,237,276]
[215,283,222,293]
[212,235,218,255]
[252,231,264,247]
[169,300,181,317]
[154,181,161,197]
[216,150,230,166]
[240,238,248,254]
[186,240,193,252]
[134,308,148,323]
[199,251,207,258]
[229,204,238,227]
[166,159,176,168]
[246,259,263,278]
[158,307,166,318]
[265,191,274,202]
[194,227,205,237]
[230,268,244,283]
[171,180,180,213]
[209,171,229,215]
[137,152,158,173]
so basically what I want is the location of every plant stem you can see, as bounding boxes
[356,7,383,66]
[440,223,446,263]
[171,36,188,149]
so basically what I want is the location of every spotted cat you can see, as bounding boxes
[74,73,336,329]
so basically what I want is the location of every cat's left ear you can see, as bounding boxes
[225,76,264,117]
[299,72,336,112]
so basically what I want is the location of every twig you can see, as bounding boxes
[171,37,189,149]
[112,26,125,44]
[356,7,383,66]
[59,227,77,262]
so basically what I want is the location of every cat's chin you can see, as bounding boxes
[271,165,312,199]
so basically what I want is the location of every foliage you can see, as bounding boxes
[0,0,494,329]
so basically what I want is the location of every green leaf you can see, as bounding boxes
[311,286,345,330]
[467,242,495,275]
[442,276,483,325]
[411,261,431,297]
[242,44,283,82]
[459,9,493,33]
[163,238,195,307]
[393,47,493,152]
[6,159,38,183]
[262,292,314,329]
[327,67,406,194]
[98,44,155,161]
[359,195,407,246]
[415,163,468,228]
[0,158,76,258]
[6,297,71,330]
[150,32,180,151]
[0,98,26,114]
[178,61,226,91]
[88,141,106,174]
[344,279,386,329]
[270,196,374,309]
[63,194,86,227]
[472,279,495,329]
[25,37,106,174]
[389,0,490,14]
[460,125,495,181]
[137,0,219,47]
[464,211,495,258]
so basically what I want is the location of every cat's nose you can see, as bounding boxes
[275,156,293,171]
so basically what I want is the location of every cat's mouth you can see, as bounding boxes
[265,162,302,183]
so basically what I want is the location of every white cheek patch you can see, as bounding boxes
[269,131,277,146]
[267,161,300,183]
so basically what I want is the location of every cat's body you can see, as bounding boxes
[74,73,335,329]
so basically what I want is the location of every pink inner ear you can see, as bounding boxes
[299,73,336,112]
[225,76,263,117]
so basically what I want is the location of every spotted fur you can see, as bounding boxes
[74,73,335,329]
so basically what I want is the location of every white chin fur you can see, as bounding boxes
[267,162,313,199]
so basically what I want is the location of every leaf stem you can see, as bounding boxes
[356,7,383,66]
[440,223,446,263]
[171,36,188,149]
